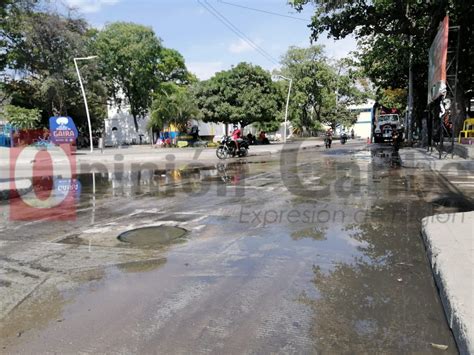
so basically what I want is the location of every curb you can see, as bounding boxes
[421,213,474,355]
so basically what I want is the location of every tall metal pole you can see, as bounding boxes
[275,74,293,143]
[406,2,415,145]
[284,78,292,143]
[451,27,461,158]
[74,56,98,153]
[407,36,414,144]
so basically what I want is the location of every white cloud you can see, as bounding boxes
[228,38,260,54]
[187,61,225,80]
[64,0,119,13]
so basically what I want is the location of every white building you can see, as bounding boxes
[348,99,375,139]
[103,100,284,145]
[104,103,152,146]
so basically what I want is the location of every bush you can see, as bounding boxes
[5,105,41,129]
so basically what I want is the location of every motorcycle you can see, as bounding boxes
[216,136,249,159]
[340,133,347,145]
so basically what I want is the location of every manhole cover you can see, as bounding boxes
[117,226,187,248]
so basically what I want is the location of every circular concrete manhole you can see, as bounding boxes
[117,226,187,248]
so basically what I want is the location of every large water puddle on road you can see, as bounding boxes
[1,145,464,353]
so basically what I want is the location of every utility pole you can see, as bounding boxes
[406,3,415,144]
[274,75,293,143]
[74,55,98,153]
[284,78,293,143]
[407,37,414,144]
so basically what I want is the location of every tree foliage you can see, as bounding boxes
[1,4,197,139]
[276,45,367,132]
[194,62,281,128]
[0,0,38,72]
[149,83,200,132]
[378,88,407,113]
[95,22,163,132]
[158,48,196,84]
[95,22,194,132]
[5,104,41,129]
[290,0,474,128]
[1,4,107,131]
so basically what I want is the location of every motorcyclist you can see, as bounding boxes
[231,124,242,155]
[340,130,348,144]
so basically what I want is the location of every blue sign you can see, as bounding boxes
[49,116,78,144]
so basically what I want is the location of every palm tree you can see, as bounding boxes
[148,83,201,136]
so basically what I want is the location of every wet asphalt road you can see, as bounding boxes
[1,142,470,354]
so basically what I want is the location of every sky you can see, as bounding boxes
[62,0,358,80]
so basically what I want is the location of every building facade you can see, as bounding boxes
[103,103,152,146]
[349,99,375,139]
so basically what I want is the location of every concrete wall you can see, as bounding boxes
[186,119,226,140]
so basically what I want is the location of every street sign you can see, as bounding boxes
[49,116,78,144]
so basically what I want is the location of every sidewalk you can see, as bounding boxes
[399,147,474,171]
[402,147,473,353]
[422,212,474,354]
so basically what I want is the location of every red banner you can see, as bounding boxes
[428,16,449,104]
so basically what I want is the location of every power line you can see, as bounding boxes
[217,0,311,22]
[199,0,278,64]
[197,0,279,65]
[206,0,277,60]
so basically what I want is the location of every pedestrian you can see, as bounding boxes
[190,125,199,146]
[258,131,269,145]
[325,128,333,148]
[246,132,255,145]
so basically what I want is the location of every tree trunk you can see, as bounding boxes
[133,114,139,132]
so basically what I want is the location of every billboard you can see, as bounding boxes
[428,16,449,104]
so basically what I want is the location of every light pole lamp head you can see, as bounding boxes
[273,74,291,82]
[75,55,99,61]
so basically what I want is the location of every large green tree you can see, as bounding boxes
[1,6,107,131]
[95,22,163,132]
[276,45,367,133]
[194,62,281,129]
[290,0,474,134]
[95,23,193,132]
[149,82,200,133]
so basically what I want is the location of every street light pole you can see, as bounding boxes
[275,74,293,143]
[74,55,98,153]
